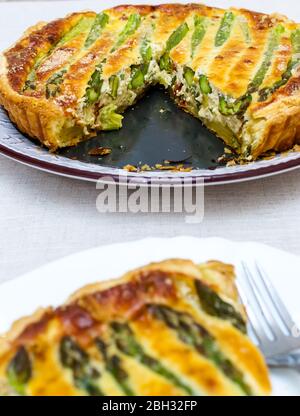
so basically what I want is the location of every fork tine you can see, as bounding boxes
[238,265,273,344]
[254,262,296,334]
[242,262,278,336]
[238,261,300,358]
[236,282,259,345]
[245,265,292,339]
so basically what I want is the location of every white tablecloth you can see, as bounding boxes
[1,0,300,284]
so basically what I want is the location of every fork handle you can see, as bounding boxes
[267,354,300,370]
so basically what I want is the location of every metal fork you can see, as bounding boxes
[237,261,300,362]
[267,353,300,370]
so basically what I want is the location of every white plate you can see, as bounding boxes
[0,236,300,396]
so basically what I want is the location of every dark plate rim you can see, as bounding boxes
[1,142,300,186]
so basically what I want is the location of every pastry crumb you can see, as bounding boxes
[123,164,138,172]
[88,147,112,156]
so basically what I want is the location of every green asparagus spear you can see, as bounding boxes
[195,280,247,333]
[23,51,50,91]
[44,14,108,99]
[149,305,252,395]
[98,104,123,130]
[60,336,88,367]
[7,347,32,395]
[23,72,37,91]
[191,16,207,58]
[159,53,172,71]
[215,12,235,47]
[96,338,134,395]
[258,28,300,101]
[288,28,300,69]
[239,18,251,44]
[248,24,285,92]
[60,336,103,396]
[45,69,67,98]
[291,28,300,54]
[109,75,120,98]
[282,28,300,74]
[199,74,212,94]
[219,94,252,117]
[129,37,153,90]
[202,337,252,395]
[111,14,142,53]
[84,13,109,49]
[166,23,189,52]
[130,67,145,89]
[183,67,195,87]
[111,322,195,395]
[85,66,103,104]
[140,38,152,63]
[24,17,94,92]
[160,23,189,72]
[57,16,95,47]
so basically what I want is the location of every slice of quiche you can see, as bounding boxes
[1,4,299,160]
[0,259,271,396]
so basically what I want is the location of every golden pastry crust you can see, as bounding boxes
[0,259,271,396]
[0,3,299,159]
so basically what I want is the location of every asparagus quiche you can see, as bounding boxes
[1,4,299,160]
[0,259,270,396]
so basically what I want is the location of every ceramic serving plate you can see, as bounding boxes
[0,236,300,395]
[1,90,300,186]
[1,0,300,185]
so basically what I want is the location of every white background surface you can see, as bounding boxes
[0,0,300,283]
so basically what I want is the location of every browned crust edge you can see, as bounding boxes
[0,259,237,348]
